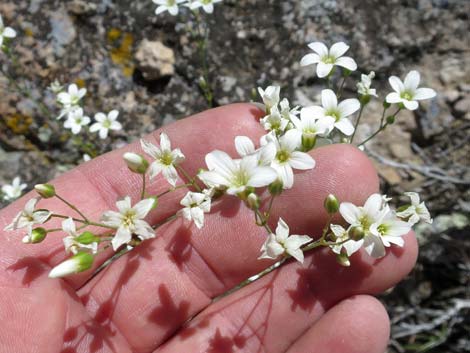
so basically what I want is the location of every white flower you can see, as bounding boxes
[153,0,186,16]
[62,218,98,255]
[396,192,433,225]
[329,224,363,257]
[357,71,378,97]
[291,107,335,144]
[306,89,360,136]
[339,193,386,258]
[48,80,63,94]
[300,41,357,78]
[4,198,51,232]
[260,105,290,134]
[259,218,312,263]
[90,110,122,139]
[63,108,90,135]
[140,132,185,187]
[198,150,277,195]
[1,177,27,201]
[57,84,86,110]
[189,0,223,14]
[0,14,16,47]
[258,85,280,112]
[266,130,316,189]
[385,70,436,111]
[101,196,156,251]
[370,209,411,249]
[180,191,211,229]
[234,136,276,166]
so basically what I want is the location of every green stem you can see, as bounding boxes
[357,107,401,147]
[350,104,365,144]
[337,76,348,99]
[152,213,179,230]
[176,165,202,192]
[50,214,116,230]
[156,183,193,198]
[141,173,147,200]
[55,194,90,222]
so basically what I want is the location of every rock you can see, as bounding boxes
[135,40,175,81]
[67,0,97,16]
[454,96,470,117]
[439,57,466,85]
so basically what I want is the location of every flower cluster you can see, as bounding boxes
[55,83,122,139]
[153,0,223,16]
[2,39,436,281]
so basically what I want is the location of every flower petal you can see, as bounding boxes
[321,89,338,110]
[235,136,255,157]
[133,198,155,219]
[247,166,278,187]
[403,100,419,111]
[307,42,328,57]
[334,118,355,136]
[329,42,350,58]
[413,87,436,101]
[404,70,420,92]
[316,62,334,78]
[339,202,361,225]
[385,92,402,104]
[335,56,357,71]
[112,227,132,251]
[300,53,320,66]
[388,76,404,94]
[289,151,315,170]
[338,98,360,118]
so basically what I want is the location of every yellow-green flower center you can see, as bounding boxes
[276,150,291,163]
[160,152,174,166]
[400,91,413,101]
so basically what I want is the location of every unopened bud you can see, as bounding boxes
[336,252,351,267]
[348,226,365,241]
[246,193,260,210]
[360,94,371,106]
[268,179,283,196]
[34,184,56,198]
[386,115,395,124]
[76,231,100,245]
[123,153,149,174]
[324,194,340,214]
[301,133,317,151]
[31,227,47,243]
[48,252,94,278]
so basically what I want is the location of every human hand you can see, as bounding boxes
[0,104,417,353]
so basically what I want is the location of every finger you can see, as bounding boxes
[0,103,266,288]
[154,232,416,353]
[285,295,390,353]
[78,143,381,352]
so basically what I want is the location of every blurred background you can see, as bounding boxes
[0,0,468,352]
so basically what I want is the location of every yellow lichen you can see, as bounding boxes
[5,114,33,134]
[107,29,135,77]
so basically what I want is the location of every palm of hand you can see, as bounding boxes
[0,104,417,353]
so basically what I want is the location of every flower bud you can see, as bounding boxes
[268,179,284,196]
[34,184,56,198]
[386,115,395,124]
[324,194,339,214]
[246,193,260,210]
[336,252,351,267]
[383,101,391,109]
[301,134,317,151]
[48,252,94,278]
[360,94,371,106]
[30,227,47,243]
[348,226,365,241]
[76,231,100,245]
[123,153,149,174]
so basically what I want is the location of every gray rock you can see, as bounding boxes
[135,40,175,81]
